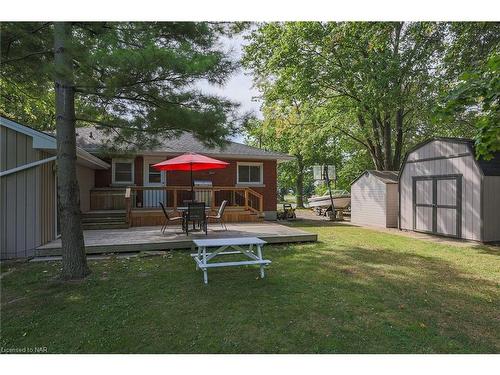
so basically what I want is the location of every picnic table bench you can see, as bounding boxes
[191,237,271,284]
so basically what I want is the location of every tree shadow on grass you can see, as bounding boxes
[282,218,357,228]
[2,240,499,354]
[265,243,500,352]
[474,245,500,256]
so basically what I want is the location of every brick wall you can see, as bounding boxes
[93,156,278,212]
[165,158,277,212]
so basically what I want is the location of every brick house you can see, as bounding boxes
[75,127,293,225]
[1,117,292,259]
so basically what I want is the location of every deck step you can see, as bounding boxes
[81,217,127,224]
[82,223,129,230]
[81,211,127,230]
[82,211,125,218]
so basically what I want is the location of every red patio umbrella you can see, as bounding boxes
[153,152,229,200]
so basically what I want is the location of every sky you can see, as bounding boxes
[197,32,263,142]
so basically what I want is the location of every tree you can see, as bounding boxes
[1,22,240,279]
[437,23,500,159]
[245,100,332,207]
[243,22,476,171]
[438,53,500,159]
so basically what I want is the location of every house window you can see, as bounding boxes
[143,157,165,185]
[237,162,263,185]
[112,159,134,184]
[148,164,162,183]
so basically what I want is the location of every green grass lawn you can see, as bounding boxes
[1,223,499,353]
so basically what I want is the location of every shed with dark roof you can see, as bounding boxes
[399,137,500,242]
[351,170,399,228]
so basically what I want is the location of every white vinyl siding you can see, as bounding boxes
[351,172,399,228]
[352,174,386,228]
[385,183,399,228]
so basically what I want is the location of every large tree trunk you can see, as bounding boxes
[383,118,392,170]
[295,154,305,209]
[392,108,404,170]
[54,22,90,280]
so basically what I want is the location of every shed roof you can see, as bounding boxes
[0,116,110,170]
[351,170,399,186]
[464,139,500,176]
[74,126,294,161]
[400,137,500,177]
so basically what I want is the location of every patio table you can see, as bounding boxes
[191,237,271,284]
[176,206,211,211]
[176,206,211,234]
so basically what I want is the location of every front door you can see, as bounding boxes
[143,157,166,208]
[413,175,462,238]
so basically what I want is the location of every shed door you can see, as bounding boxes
[414,179,434,232]
[413,176,462,238]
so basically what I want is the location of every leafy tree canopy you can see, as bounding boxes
[243,22,497,173]
[436,22,500,159]
[1,22,243,148]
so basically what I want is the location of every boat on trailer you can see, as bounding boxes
[307,189,351,212]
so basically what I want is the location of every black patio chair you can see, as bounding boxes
[186,202,207,235]
[159,202,185,233]
[207,200,228,230]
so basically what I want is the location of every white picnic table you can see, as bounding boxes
[191,237,271,284]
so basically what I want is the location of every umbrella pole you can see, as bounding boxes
[191,164,194,202]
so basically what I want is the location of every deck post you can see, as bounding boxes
[211,188,216,210]
[173,189,177,210]
[244,189,249,210]
[124,187,131,227]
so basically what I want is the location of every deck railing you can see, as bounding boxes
[119,185,263,224]
[90,187,127,210]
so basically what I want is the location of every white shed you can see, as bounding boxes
[351,170,399,228]
[399,138,500,242]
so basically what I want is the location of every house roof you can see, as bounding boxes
[399,137,500,177]
[351,170,399,186]
[74,126,294,161]
[0,116,110,170]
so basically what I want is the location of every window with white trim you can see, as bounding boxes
[147,164,162,183]
[112,159,134,184]
[143,157,165,185]
[237,162,263,184]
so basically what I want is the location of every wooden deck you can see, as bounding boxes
[35,222,317,257]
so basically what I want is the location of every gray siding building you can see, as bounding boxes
[399,138,500,242]
[0,117,109,259]
[351,170,399,228]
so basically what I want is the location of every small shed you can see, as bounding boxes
[399,137,500,242]
[351,170,399,228]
